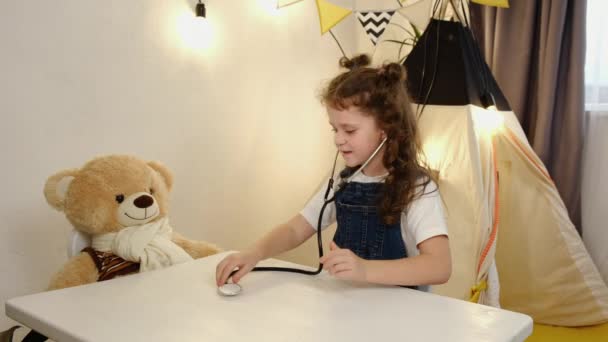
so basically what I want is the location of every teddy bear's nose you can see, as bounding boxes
[134,195,154,209]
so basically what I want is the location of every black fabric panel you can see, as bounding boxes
[404,19,511,111]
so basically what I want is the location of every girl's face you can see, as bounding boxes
[328,105,387,175]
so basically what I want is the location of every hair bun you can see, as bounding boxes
[339,54,371,70]
[380,63,406,84]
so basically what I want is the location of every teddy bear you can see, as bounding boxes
[43,154,221,290]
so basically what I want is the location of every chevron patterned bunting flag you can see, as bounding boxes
[357,11,395,45]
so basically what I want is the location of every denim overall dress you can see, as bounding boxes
[333,181,417,289]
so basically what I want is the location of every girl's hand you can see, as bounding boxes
[215,250,262,286]
[320,241,369,282]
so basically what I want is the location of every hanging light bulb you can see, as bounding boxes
[175,0,215,52]
[196,0,206,18]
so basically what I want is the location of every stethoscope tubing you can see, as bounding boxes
[228,138,387,281]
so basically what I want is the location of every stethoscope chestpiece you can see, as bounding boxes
[217,283,242,296]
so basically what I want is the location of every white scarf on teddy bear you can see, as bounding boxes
[91,217,193,272]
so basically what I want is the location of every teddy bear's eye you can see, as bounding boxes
[149,188,155,195]
[115,194,125,204]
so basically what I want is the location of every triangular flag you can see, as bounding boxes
[315,0,352,34]
[277,0,304,9]
[357,11,396,46]
[397,0,433,33]
[471,0,509,8]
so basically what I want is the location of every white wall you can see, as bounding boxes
[0,0,360,330]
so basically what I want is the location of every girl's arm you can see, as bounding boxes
[321,235,451,286]
[216,214,316,285]
[364,235,451,286]
[249,214,317,260]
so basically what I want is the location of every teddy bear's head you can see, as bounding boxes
[44,155,173,235]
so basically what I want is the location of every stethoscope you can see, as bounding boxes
[218,137,388,296]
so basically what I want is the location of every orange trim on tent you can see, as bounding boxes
[477,137,500,274]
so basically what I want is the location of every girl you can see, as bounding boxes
[216,55,451,290]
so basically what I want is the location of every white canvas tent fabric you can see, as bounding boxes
[417,104,499,304]
[418,104,608,326]
[495,110,608,326]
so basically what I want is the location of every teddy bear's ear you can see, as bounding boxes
[148,161,173,191]
[44,168,79,211]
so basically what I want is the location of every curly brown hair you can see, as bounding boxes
[320,54,436,225]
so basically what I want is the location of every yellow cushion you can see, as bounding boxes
[527,323,608,341]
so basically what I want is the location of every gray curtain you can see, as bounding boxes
[470,0,587,233]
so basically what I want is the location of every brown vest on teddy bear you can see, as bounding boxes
[82,247,140,281]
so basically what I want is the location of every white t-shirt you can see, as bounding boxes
[299,172,448,259]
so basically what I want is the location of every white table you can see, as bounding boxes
[6,252,532,342]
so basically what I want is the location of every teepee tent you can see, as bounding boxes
[404,18,608,326]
